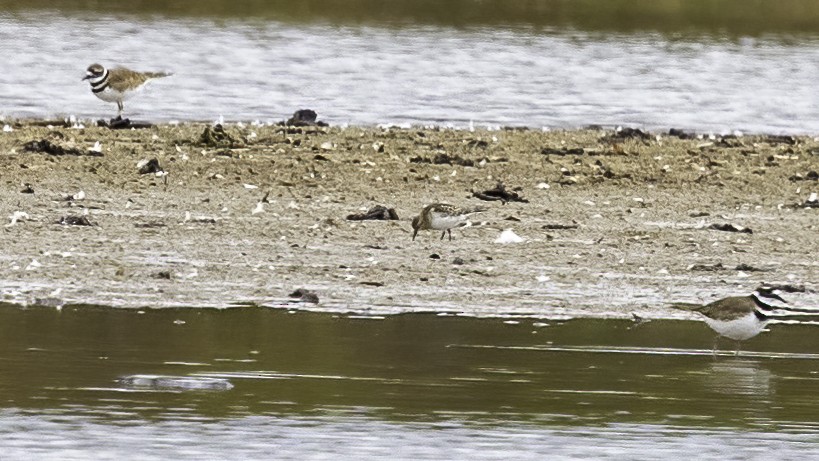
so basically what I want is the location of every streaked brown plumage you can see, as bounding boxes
[411,203,487,241]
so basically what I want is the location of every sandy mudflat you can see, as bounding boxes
[1,119,817,318]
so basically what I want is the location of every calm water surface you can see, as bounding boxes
[0,305,817,459]
[2,3,819,132]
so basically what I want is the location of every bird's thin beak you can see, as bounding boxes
[82,74,92,81]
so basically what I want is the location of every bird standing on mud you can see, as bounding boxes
[411,203,487,241]
[83,63,171,117]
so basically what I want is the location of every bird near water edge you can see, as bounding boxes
[83,63,171,117]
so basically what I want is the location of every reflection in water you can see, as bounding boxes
[0,305,817,457]
[704,359,773,396]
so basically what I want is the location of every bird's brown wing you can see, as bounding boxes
[698,296,753,321]
[108,67,168,92]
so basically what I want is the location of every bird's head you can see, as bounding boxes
[411,216,420,240]
[83,63,106,81]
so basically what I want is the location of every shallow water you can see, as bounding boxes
[0,305,817,459]
[2,6,819,133]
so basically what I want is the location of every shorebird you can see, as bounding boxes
[670,287,818,355]
[83,63,171,117]
[411,203,487,241]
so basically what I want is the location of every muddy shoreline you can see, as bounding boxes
[1,119,817,318]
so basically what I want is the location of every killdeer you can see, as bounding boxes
[83,63,171,116]
[671,287,818,355]
[411,203,487,241]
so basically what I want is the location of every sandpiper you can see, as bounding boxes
[671,288,816,355]
[411,203,487,241]
[83,63,171,116]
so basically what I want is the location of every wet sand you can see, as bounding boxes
[1,119,817,318]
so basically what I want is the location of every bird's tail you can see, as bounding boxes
[667,302,703,312]
[145,71,172,79]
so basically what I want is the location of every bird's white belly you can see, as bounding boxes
[703,313,767,341]
[93,86,132,103]
[428,213,467,230]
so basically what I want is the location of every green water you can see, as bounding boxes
[1,305,817,427]
[0,305,817,458]
[3,0,819,35]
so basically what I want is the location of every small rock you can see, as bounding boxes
[708,223,752,234]
[57,216,94,226]
[289,288,319,304]
[473,182,528,204]
[346,205,399,221]
[137,158,163,175]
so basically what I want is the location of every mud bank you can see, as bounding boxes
[1,120,817,318]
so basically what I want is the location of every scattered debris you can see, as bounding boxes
[540,147,585,156]
[668,128,697,139]
[152,271,172,280]
[6,211,29,227]
[473,183,528,204]
[495,229,524,244]
[541,223,579,230]
[605,127,651,142]
[760,284,807,293]
[199,124,238,147]
[137,158,164,175]
[735,263,769,272]
[61,190,85,202]
[429,253,441,260]
[134,221,167,228]
[763,135,797,145]
[452,257,466,265]
[97,116,154,130]
[804,192,819,208]
[57,216,94,226]
[118,375,233,391]
[465,139,488,149]
[628,312,651,329]
[20,183,34,194]
[688,263,724,271]
[23,138,100,156]
[284,109,328,127]
[289,288,319,304]
[409,153,475,167]
[708,223,752,234]
[346,205,399,221]
[689,211,710,218]
[359,281,384,287]
[789,171,818,182]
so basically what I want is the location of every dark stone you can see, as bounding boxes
[540,147,585,156]
[23,138,98,157]
[20,183,34,194]
[346,205,399,221]
[473,182,528,204]
[57,216,94,226]
[199,124,238,147]
[708,223,753,234]
[138,158,163,175]
[284,109,328,127]
[289,288,319,304]
[605,127,651,141]
[668,128,696,139]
